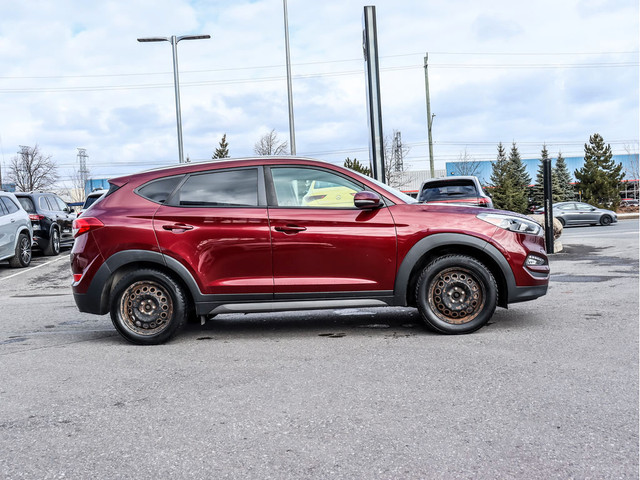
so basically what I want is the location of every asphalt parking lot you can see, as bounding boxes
[0,220,638,479]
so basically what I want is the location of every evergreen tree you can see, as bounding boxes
[574,133,625,208]
[212,133,230,159]
[344,157,371,176]
[553,152,574,201]
[531,145,560,207]
[490,142,529,213]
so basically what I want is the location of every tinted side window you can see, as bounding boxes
[137,175,184,203]
[0,199,8,216]
[53,196,68,211]
[17,197,35,213]
[39,196,52,210]
[270,167,362,208]
[1,196,19,214]
[174,169,258,207]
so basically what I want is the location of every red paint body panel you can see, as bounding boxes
[269,206,396,292]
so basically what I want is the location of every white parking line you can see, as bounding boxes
[0,255,69,282]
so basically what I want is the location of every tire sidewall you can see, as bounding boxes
[110,269,187,345]
[9,233,31,268]
[416,255,497,334]
[600,215,611,226]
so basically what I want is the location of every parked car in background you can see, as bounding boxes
[418,176,493,208]
[14,192,75,255]
[535,201,618,226]
[78,189,108,216]
[620,198,639,208]
[0,191,32,268]
[71,157,549,345]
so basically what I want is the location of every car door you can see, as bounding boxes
[556,203,578,224]
[575,202,599,223]
[50,195,74,243]
[153,167,273,296]
[267,166,397,296]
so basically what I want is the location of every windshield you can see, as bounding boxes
[346,169,418,204]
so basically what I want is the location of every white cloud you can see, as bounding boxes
[0,0,637,187]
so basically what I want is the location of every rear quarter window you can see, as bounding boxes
[17,197,36,213]
[136,175,185,203]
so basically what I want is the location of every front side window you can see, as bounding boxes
[270,167,362,208]
[173,169,258,207]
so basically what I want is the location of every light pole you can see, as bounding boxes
[283,0,296,155]
[137,34,210,164]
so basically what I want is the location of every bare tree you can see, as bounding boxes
[452,148,481,176]
[254,129,289,156]
[8,145,58,192]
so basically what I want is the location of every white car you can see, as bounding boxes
[0,191,33,268]
[79,189,108,216]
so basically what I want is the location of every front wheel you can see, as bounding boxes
[600,215,612,226]
[110,269,187,345]
[415,255,497,334]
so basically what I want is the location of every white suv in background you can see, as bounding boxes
[0,191,33,268]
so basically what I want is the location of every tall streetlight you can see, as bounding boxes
[137,34,210,164]
[283,0,296,155]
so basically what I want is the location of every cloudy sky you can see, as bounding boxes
[0,0,638,190]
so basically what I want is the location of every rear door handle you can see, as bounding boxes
[162,223,194,232]
[274,225,307,234]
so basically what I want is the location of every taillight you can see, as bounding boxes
[478,198,491,207]
[29,214,45,221]
[72,217,104,237]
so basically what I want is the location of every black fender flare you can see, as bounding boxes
[393,233,517,306]
[83,250,203,315]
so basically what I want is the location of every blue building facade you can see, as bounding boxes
[445,154,639,186]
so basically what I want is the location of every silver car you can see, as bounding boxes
[552,201,618,226]
[0,191,33,267]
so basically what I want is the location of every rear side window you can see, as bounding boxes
[137,175,184,203]
[0,198,8,216]
[17,197,36,213]
[0,196,19,214]
[173,169,258,207]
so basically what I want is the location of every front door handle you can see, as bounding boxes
[274,225,307,234]
[162,223,194,232]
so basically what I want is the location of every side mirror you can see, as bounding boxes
[354,191,382,210]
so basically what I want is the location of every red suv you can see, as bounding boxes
[71,158,549,344]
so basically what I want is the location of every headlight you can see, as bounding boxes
[477,213,543,236]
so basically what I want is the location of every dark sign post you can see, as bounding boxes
[543,157,554,254]
[362,6,385,183]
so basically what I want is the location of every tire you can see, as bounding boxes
[415,255,497,334]
[8,233,32,268]
[44,228,60,256]
[110,269,187,345]
[600,215,612,226]
[557,217,566,227]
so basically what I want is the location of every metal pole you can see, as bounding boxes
[138,34,210,164]
[283,0,296,155]
[169,36,186,163]
[424,53,435,178]
[543,156,554,254]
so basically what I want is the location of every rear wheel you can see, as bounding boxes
[44,228,60,256]
[557,217,565,227]
[8,233,31,268]
[110,269,187,345]
[415,255,497,334]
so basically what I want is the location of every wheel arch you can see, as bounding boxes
[394,233,513,309]
[88,250,200,315]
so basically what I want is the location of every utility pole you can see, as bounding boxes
[424,53,435,178]
[77,148,89,197]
